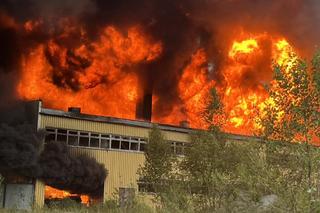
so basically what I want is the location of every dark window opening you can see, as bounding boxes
[79,137,89,147]
[101,139,109,149]
[68,135,78,146]
[130,143,139,151]
[57,134,67,143]
[90,138,99,148]
[111,140,120,149]
[80,132,89,136]
[140,143,146,152]
[121,141,130,150]
[45,134,56,142]
[101,134,110,139]
[57,129,67,134]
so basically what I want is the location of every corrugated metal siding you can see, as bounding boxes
[37,114,189,204]
[34,180,45,208]
[69,147,145,200]
[39,115,189,142]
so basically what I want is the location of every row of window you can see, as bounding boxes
[45,127,187,155]
[45,128,147,152]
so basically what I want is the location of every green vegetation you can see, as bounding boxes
[138,52,320,212]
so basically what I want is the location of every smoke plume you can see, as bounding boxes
[0,102,107,197]
[0,0,319,124]
[39,142,106,197]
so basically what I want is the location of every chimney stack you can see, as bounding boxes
[136,93,152,122]
[68,107,81,114]
[179,120,190,128]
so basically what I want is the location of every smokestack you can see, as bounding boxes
[136,93,152,122]
[179,120,190,128]
[68,107,81,114]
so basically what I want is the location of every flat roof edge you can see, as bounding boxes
[40,108,261,142]
[40,108,191,134]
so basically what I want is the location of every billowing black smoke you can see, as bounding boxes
[0,0,319,117]
[39,142,106,197]
[0,123,41,177]
[0,102,107,197]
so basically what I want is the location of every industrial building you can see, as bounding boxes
[0,100,256,209]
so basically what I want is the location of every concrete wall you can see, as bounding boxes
[4,184,34,210]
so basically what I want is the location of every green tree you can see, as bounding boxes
[258,50,320,143]
[203,88,225,133]
[178,88,245,212]
[138,125,174,193]
[255,50,320,212]
[180,130,242,212]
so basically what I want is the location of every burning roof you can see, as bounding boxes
[0,0,320,135]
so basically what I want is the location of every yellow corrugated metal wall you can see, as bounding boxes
[34,180,45,208]
[69,148,145,200]
[34,114,190,207]
[40,115,189,142]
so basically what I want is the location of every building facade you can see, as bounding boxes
[26,101,256,207]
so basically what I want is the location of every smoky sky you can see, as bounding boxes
[0,0,319,117]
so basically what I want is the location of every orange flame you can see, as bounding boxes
[16,17,299,135]
[218,35,297,134]
[45,186,90,205]
[17,25,162,119]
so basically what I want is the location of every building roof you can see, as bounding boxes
[40,107,261,143]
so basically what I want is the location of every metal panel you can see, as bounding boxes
[34,180,45,208]
[68,147,145,200]
[4,184,34,210]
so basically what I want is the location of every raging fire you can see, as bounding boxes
[14,17,298,135]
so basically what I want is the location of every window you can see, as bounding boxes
[130,142,139,151]
[169,141,186,155]
[67,130,78,146]
[79,136,89,147]
[101,138,110,149]
[57,134,67,143]
[140,143,146,152]
[121,141,130,150]
[68,135,78,146]
[90,137,100,148]
[57,129,67,134]
[111,140,120,149]
[45,134,56,142]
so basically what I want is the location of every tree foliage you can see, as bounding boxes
[138,125,173,191]
[254,50,320,212]
[139,51,320,213]
[257,51,320,142]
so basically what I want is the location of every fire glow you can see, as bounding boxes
[45,186,90,205]
[15,20,297,135]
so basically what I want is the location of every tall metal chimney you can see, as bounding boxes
[135,93,152,121]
